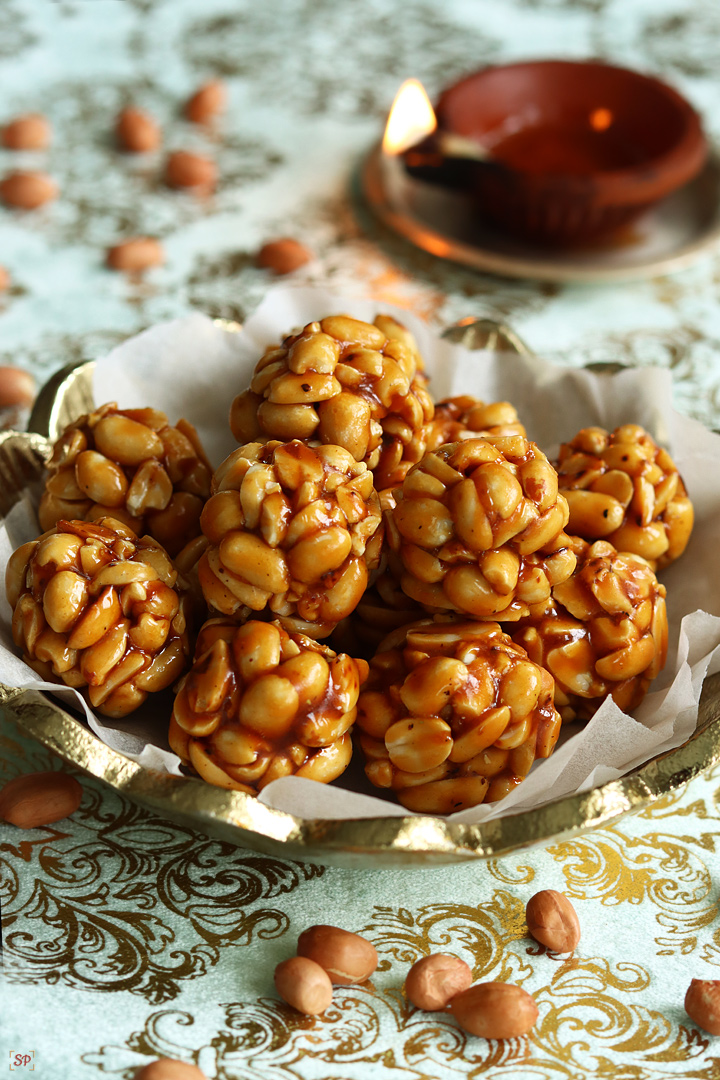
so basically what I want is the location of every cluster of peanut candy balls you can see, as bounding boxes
[4,313,691,813]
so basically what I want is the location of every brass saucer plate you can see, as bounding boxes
[361,143,720,284]
[2,323,720,868]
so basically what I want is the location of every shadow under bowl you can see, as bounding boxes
[433,59,708,247]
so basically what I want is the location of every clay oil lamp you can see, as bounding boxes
[381,61,707,247]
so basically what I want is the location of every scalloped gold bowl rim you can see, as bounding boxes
[2,676,720,867]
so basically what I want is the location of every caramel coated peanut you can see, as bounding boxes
[133,1060,207,1080]
[405,954,473,1011]
[0,771,82,829]
[526,889,580,952]
[274,956,333,1016]
[297,924,378,985]
[450,982,538,1039]
[685,980,720,1036]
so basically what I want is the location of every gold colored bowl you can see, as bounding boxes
[2,320,719,868]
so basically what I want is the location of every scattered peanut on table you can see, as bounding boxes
[274,956,334,1016]
[685,980,720,1036]
[115,106,162,153]
[297,924,379,985]
[256,237,313,275]
[0,366,34,408]
[133,1060,207,1080]
[450,982,539,1039]
[185,79,226,123]
[1,113,51,150]
[0,170,58,208]
[525,889,581,953]
[165,150,216,190]
[405,953,473,1011]
[0,771,82,829]
[106,237,164,273]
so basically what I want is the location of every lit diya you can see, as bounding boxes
[379,62,707,247]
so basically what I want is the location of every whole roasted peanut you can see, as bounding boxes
[685,980,720,1036]
[0,170,58,208]
[107,237,164,273]
[133,1060,207,1080]
[0,771,82,829]
[450,982,538,1039]
[1,113,51,150]
[185,79,226,123]
[274,956,334,1015]
[297,924,378,985]
[256,238,313,276]
[0,366,34,408]
[405,953,473,1011]
[526,889,580,952]
[115,106,161,153]
[165,150,216,190]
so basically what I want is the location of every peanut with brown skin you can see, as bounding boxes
[685,980,720,1036]
[297,924,378,985]
[450,982,538,1039]
[133,1060,207,1080]
[526,889,581,952]
[0,171,58,208]
[0,366,35,408]
[405,953,473,1011]
[165,150,216,190]
[107,237,164,273]
[116,106,161,153]
[274,956,334,1015]
[0,771,82,829]
[185,79,226,123]
[256,238,312,275]
[0,266,10,292]
[2,113,51,150]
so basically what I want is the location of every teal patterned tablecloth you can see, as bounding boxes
[3,2,720,1078]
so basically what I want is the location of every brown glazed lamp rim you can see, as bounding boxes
[435,59,708,208]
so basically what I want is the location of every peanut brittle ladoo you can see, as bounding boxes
[170,618,368,792]
[387,436,576,620]
[38,403,212,558]
[514,538,668,721]
[229,314,434,492]
[356,619,562,813]
[555,424,693,569]
[5,517,191,717]
[198,439,383,636]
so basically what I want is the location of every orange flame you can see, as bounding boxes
[382,79,437,155]
[590,107,613,131]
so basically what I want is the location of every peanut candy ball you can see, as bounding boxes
[514,539,668,721]
[554,424,693,570]
[5,518,191,717]
[356,619,562,813]
[387,437,576,620]
[198,440,383,633]
[229,314,435,491]
[169,618,368,793]
[38,403,212,558]
[426,395,527,453]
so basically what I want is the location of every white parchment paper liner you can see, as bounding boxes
[2,284,719,826]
